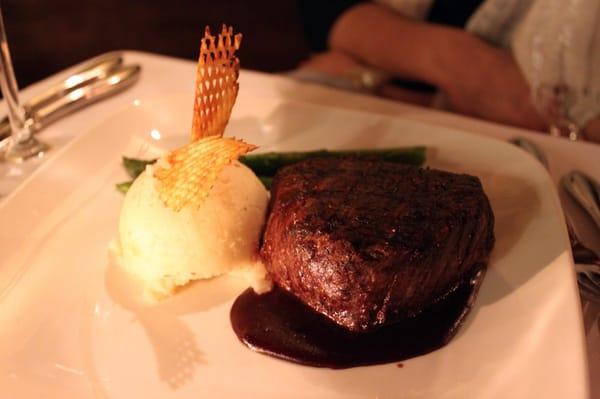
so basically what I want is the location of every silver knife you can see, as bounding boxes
[25,51,124,114]
[510,136,600,256]
[508,137,549,169]
[562,171,600,231]
[0,63,141,146]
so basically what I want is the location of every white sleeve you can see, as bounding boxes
[511,0,600,127]
[467,0,600,127]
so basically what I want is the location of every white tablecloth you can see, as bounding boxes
[2,51,598,397]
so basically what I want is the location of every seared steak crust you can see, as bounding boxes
[260,158,495,333]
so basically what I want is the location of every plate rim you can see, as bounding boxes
[0,92,589,398]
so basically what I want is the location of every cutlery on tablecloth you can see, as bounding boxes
[510,137,600,303]
[562,171,600,232]
[0,53,141,148]
[23,51,124,116]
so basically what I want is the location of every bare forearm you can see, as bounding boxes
[328,3,485,89]
[329,3,547,130]
[585,118,600,143]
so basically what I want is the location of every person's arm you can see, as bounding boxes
[328,3,546,131]
[298,0,365,53]
[584,118,600,142]
[329,3,449,87]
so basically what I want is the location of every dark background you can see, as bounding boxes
[3,0,312,87]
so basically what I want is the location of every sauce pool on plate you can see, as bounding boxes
[230,266,486,369]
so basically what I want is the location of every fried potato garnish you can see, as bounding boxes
[191,25,242,141]
[154,26,255,211]
[155,136,256,211]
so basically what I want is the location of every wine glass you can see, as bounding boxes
[530,27,583,142]
[534,82,581,141]
[0,7,48,163]
[526,0,600,142]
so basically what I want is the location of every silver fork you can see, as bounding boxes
[509,137,600,304]
[566,213,600,303]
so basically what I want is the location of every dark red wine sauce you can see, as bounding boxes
[230,266,485,369]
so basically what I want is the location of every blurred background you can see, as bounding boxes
[3,0,599,141]
[3,0,312,87]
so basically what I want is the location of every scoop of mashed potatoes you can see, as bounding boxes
[111,161,271,300]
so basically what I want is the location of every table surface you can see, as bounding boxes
[2,50,599,397]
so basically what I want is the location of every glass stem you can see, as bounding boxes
[0,7,30,145]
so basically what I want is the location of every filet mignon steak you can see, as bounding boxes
[260,157,495,333]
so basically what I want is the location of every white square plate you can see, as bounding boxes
[0,93,588,398]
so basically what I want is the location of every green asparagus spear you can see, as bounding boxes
[116,175,272,195]
[123,157,157,179]
[258,176,273,190]
[118,147,426,194]
[239,147,426,176]
[116,181,133,194]
[121,147,425,181]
